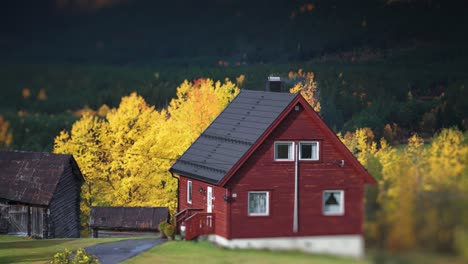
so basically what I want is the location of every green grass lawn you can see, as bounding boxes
[0,235,154,264]
[1,235,465,264]
[123,241,368,264]
[124,241,468,264]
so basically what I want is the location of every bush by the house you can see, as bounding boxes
[164,224,175,239]
[50,248,99,264]
[158,221,168,238]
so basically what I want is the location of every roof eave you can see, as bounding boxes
[69,155,85,183]
[169,168,220,185]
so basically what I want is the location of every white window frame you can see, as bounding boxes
[323,190,344,216]
[299,141,320,161]
[248,191,270,216]
[187,181,192,204]
[274,141,294,161]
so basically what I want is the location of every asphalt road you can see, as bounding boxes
[85,238,166,264]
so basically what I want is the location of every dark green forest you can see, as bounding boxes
[0,0,467,151]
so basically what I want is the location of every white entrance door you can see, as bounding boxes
[207,186,213,213]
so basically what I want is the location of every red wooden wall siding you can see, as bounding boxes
[226,104,364,239]
[179,176,229,238]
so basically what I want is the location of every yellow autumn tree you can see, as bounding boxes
[339,127,468,254]
[418,129,468,252]
[54,114,105,234]
[382,134,424,250]
[424,129,467,189]
[100,93,161,205]
[54,79,239,234]
[37,88,47,101]
[289,71,321,112]
[169,78,239,136]
[0,115,13,149]
[125,78,239,210]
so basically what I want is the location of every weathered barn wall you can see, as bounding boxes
[6,204,28,236]
[49,164,81,238]
[0,152,84,239]
[31,207,45,238]
[1,204,46,238]
[89,206,169,238]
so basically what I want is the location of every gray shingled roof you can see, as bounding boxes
[170,90,298,184]
[0,151,83,206]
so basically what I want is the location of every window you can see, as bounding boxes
[248,191,269,216]
[187,181,192,204]
[274,142,294,161]
[299,141,319,160]
[323,190,344,215]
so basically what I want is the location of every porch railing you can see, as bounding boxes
[174,208,203,231]
[183,212,215,241]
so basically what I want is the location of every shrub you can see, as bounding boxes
[50,248,99,264]
[158,221,168,238]
[164,224,175,239]
[455,228,468,262]
[50,248,72,264]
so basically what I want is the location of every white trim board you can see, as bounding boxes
[207,234,364,258]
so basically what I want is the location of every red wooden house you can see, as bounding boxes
[170,89,375,257]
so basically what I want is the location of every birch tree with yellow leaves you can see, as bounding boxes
[340,127,468,255]
[289,70,321,112]
[54,79,239,234]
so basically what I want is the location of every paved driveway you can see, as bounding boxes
[85,238,166,264]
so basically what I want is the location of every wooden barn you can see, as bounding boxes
[0,151,83,238]
[170,89,375,257]
[89,206,170,238]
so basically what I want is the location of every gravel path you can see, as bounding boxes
[85,238,166,264]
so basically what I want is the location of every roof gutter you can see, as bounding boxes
[169,168,219,185]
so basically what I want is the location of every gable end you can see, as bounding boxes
[219,96,375,186]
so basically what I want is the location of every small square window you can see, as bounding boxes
[300,142,319,160]
[187,181,192,204]
[323,190,344,215]
[248,191,269,216]
[274,142,294,161]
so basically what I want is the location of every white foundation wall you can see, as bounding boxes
[207,234,364,258]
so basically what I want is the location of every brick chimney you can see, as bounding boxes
[266,76,283,92]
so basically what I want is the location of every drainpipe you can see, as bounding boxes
[226,187,232,240]
[170,172,180,235]
[170,172,180,214]
[293,143,299,233]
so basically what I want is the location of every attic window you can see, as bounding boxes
[323,190,344,215]
[100,217,107,222]
[299,142,319,160]
[274,142,294,161]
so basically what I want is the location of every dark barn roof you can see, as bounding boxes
[89,206,170,231]
[0,151,83,206]
[170,90,297,184]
